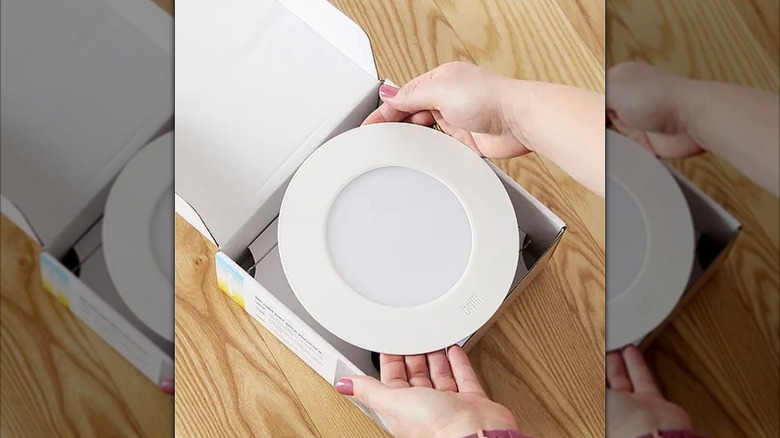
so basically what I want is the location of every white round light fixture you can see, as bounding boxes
[103,132,174,342]
[606,130,694,350]
[279,123,519,354]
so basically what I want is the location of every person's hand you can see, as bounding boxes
[334,345,518,438]
[160,377,174,395]
[363,62,530,159]
[363,61,606,197]
[608,60,779,196]
[606,345,693,438]
[606,61,704,158]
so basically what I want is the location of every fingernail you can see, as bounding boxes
[335,378,354,396]
[379,84,399,99]
[160,377,174,395]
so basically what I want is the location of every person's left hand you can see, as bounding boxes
[607,345,693,438]
[335,345,518,438]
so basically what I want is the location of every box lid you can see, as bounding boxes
[174,0,380,258]
[0,0,173,257]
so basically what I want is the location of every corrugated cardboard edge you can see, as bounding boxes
[38,252,174,389]
[462,227,566,352]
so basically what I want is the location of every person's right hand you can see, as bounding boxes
[363,61,607,197]
[608,60,780,197]
[334,345,519,438]
[606,345,693,438]
[606,61,704,158]
[363,62,531,159]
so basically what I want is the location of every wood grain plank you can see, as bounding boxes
[250,314,388,438]
[728,0,780,65]
[609,0,779,89]
[649,271,780,437]
[552,0,606,68]
[173,216,322,438]
[606,1,780,436]
[329,0,473,84]
[1,215,160,438]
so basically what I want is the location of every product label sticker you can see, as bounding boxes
[39,253,169,385]
[40,253,71,308]
[216,254,247,309]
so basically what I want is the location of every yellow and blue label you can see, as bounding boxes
[39,254,71,309]
[216,253,246,309]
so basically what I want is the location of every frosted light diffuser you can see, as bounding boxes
[279,123,519,354]
[326,166,472,308]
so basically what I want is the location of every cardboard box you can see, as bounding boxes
[175,0,565,429]
[636,164,742,349]
[0,0,174,389]
[2,196,174,387]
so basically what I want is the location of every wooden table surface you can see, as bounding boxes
[175,1,606,438]
[608,1,780,437]
[0,1,175,438]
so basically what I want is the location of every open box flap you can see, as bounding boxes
[276,0,377,78]
[1,0,173,257]
[175,0,380,258]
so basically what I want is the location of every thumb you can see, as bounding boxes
[335,376,393,412]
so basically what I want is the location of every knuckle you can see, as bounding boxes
[401,80,418,97]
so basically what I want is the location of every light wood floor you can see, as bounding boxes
[608,1,780,437]
[0,1,175,438]
[174,1,605,438]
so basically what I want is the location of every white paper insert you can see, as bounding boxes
[175,0,380,257]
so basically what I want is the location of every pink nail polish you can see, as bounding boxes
[160,377,174,395]
[335,378,354,396]
[379,84,399,99]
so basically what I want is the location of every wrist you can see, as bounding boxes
[498,78,536,150]
[636,430,702,438]
[670,77,705,149]
[433,413,518,438]
[433,418,485,438]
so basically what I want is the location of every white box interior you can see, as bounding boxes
[0,0,173,259]
[72,219,174,357]
[175,0,380,259]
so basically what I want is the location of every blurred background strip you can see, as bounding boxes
[607,0,779,436]
[0,4,174,438]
